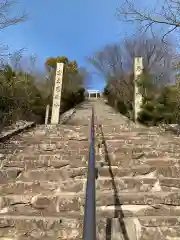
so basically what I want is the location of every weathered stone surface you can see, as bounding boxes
[0,169,22,183]
[16,167,87,182]
[0,216,83,239]
[97,204,180,218]
[7,153,88,163]
[93,99,180,239]
[2,159,70,169]
[0,182,57,195]
[20,140,89,154]
[1,99,180,239]
[97,177,156,192]
[3,191,180,218]
[1,215,180,240]
[97,217,180,240]
[2,176,180,197]
[0,194,84,216]
[99,156,180,168]
[98,165,180,178]
[0,121,35,142]
[0,180,85,195]
[97,191,180,206]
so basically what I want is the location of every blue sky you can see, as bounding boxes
[0,0,136,91]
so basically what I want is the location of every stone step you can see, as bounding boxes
[99,137,167,144]
[19,148,89,156]
[104,146,180,156]
[5,143,178,157]
[96,204,180,218]
[97,177,180,192]
[2,159,72,169]
[30,125,89,136]
[6,152,89,161]
[11,146,180,159]
[1,191,180,216]
[2,157,179,170]
[101,131,177,141]
[34,123,90,130]
[0,194,84,217]
[7,137,90,145]
[0,213,178,239]
[10,141,179,152]
[98,165,180,178]
[107,149,180,159]
[0,180,86,195]
[0,168,22,183]
[0,215,83,240]
[13,148,89,157]
[1,140,89,152]
[101,125,159,133]
[4,153,180,169]
[2,165,180,183]
[0,146,23,155]
[101,133,163,141]
[104,139,180,148]
[0,167,87,183]
[98,157,180,168]
[6,127,169,142]
[3,152,180,167]
[64,119,90,126]
[97,216,180,240]
[95,191,180,207]
[1,177,180,196]
[6,130,179,144]
[101,127,179,137]
[7,136,89,145]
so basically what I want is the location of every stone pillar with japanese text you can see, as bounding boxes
[51,63,64,124]
[134,57,143,121]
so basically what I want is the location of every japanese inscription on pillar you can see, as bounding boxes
[51,62,64,124]
[134,57,143,121]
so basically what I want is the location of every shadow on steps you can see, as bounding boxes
[100,125,130,240]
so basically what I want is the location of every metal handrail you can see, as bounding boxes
[83,107,96,240]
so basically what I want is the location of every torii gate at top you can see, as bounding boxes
[86,89,101,98]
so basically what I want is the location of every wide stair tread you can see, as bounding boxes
[0,215,179,240]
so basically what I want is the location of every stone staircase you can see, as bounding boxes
[0,100,180,239]
[95,100,180,240]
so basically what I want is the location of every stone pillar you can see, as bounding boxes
[134,57,143,121]
[96,91,97,98]
[51,63,64,124]
[45,104,50,125]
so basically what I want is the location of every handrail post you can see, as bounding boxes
[83,107,96,240]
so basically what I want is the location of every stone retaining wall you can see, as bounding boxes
[0,121,35,142]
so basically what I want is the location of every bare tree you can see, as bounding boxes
[117,0,180,40]
[0,1,26,63]
[88,44,133,115]
[78,67,91,88]
[0,0,26,30]
[87,44,125,79]
[124,35,175,85]
[88,35,175,84]
[88,35,176,117]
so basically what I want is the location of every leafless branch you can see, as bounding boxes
[162,26,178,42]
[118,0,180,40]
[0,0,26,30]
